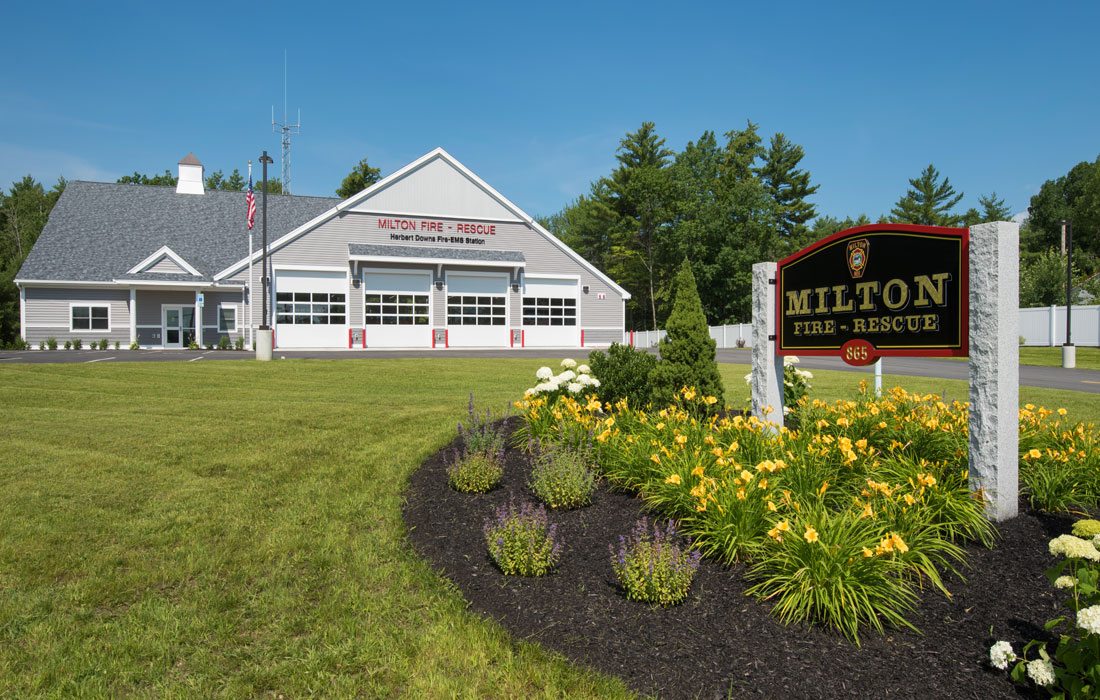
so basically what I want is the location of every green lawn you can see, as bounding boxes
[0,358,1096,698]
[1019,345,1100,370]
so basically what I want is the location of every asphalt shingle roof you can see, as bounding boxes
[17,181,337,283]
[348,243,525,263]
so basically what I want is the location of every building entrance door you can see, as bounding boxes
[163,306,196,348]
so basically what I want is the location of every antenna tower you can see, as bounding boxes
[271,51,301,194]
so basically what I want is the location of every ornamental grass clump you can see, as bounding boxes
[610,517,701,606]
[528,442,597,509]
[992,526,1100,696]
[483,499,562,576]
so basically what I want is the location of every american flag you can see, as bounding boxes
[246,168,256,230]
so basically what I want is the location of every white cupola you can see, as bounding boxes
[176,153,205,195]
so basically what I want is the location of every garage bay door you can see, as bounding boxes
[274,270,348,348]
[446,272,508,347]
[363,270,432,348]
[522,277,579,347]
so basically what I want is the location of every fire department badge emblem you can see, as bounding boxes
[846,239,869,279]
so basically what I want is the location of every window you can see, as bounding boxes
[447,295,506,326]
[71,305,109,331]
[522,297,576,326]
[365,293,429,326]
[217,305,237,333]
[275,292,346,325]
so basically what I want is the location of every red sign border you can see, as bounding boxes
[775,223,969,361]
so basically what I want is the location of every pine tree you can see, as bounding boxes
[890,164,964,226]
[648,260,723,411]
[979,192,1012,222]
[607,122,675,331]
[760,133,819,249]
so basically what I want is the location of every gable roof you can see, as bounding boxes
[16,181,336,284]
[215,148,631,299]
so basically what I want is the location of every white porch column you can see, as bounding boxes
[129,287,136,345]
[968,221,1019,521]
[19,285,26,343]
[751,262,783,430]
[195,289,203,348]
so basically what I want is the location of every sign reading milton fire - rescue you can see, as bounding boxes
[776,224,968,366]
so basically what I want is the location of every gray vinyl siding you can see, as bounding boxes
[23,287,130,344]
[201,290,245,346]
[276,212,623,331]
[147,256,189,274]
[135,290,197,326]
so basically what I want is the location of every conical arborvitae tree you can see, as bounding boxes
[648,260,724,411]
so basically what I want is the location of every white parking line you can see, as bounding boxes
[189,356,204,362]
[85,356,116,363]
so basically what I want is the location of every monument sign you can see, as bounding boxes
[776,224,968,366]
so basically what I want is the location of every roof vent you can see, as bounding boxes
[176,153,204,195]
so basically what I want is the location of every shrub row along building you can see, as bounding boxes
[16,149,629,349]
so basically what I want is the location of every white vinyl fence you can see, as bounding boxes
[623,324,752,348]
[1019,305,1100,346]
[621,307,1100,349]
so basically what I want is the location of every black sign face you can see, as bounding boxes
[776,225,968,362]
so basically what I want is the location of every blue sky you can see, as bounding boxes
[2,1,1097,223]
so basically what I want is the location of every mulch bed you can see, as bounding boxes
[403,417,1069,699]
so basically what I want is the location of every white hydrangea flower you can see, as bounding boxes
[744,372,752,386]
[1055,575,1079,589]
[989,641,1016,670]
[1078,605,1100,635]
[567,382,582,394]
[783,355,800,366]
[577,364,591,375]
[590,378,600,387]
[558,370,576,382]
[560,358,577,370]
[1026,658,1056,687]
[796,369,813,380]
[1049,534,1100,561]
[1093,534,1100,548]
[536,366,554,380]
[575,374,592,386]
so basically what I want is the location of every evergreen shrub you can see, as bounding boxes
[71,339,82,350]
[587,343,657,409]
[648,260,723,411]
[46,337,57,350]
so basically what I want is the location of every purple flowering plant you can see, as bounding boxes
[483,498,563,576]
[610,517,702,606]
[447,393,508,493]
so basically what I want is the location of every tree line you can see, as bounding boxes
[539,121,1092,331]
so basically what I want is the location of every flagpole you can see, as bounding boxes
[247,161,255,349]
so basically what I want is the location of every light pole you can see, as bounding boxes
[1063,219,1075,368]
[256,151,275,360]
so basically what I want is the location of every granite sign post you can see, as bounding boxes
[751,262,783,430]
[968,221,1019,520]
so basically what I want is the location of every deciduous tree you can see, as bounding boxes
[336,158,383,199]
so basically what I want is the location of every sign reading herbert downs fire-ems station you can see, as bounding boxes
[776,224,968,365]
